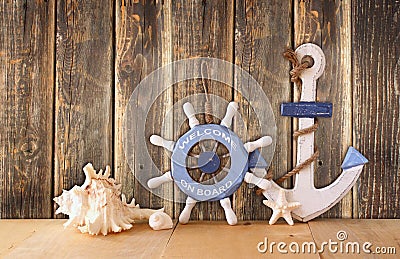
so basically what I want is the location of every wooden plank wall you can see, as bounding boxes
[0,0,399,220]
[234,0,292,220]
[0,0,54,218]
[54,0,113,218]
[294,0,353,218]
[353,0,400,218]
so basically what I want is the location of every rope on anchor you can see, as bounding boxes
[256,48,320,195]
[256,130,320,195]
[283,48,314,89]
[293,121,319,137]
[276,149,320,184]
[275,48,320,184]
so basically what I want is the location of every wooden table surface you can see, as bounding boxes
[1,219,398,258]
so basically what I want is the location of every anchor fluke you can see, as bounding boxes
[341,147,368,170]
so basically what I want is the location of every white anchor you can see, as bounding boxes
[250,43,368,222]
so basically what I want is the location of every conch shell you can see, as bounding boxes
[54,163,172,235]
[149,211,174,230]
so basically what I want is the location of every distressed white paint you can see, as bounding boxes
[147,171,173,189]
[179,196,197,224]
[150,135,175,152]
[261,43,366,222]
[244,136,273,153]
[220,102,238,128]
[244,172,271,190]
[220,197,237,225]
[183,102,200,128]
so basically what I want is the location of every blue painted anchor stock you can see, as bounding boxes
[280,101,368,169]
[281,102,333,118]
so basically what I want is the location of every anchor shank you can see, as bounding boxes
[295,77,317,190]
[295,117,315,190]
[300,77,317,102]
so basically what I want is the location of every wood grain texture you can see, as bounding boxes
[0,0,55,218]
[54,0,113,215]
[171,0,234,220]
[234,0,292,220]
[163,221,318,258]
[294,0,353,218]
[115,0,174,215]
[353,0,400,219]
[0,220,52,256]
[1,219,399,258]
[3,220,175,258]
[309,219,400,258]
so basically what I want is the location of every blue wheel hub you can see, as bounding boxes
[198,151,220,174]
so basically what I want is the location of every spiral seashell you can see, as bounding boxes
[149,211,174,230]
[54,163,170,235]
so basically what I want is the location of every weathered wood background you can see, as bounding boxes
[0,0,399,220]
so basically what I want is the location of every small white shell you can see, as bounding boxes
[149,211,173,230]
